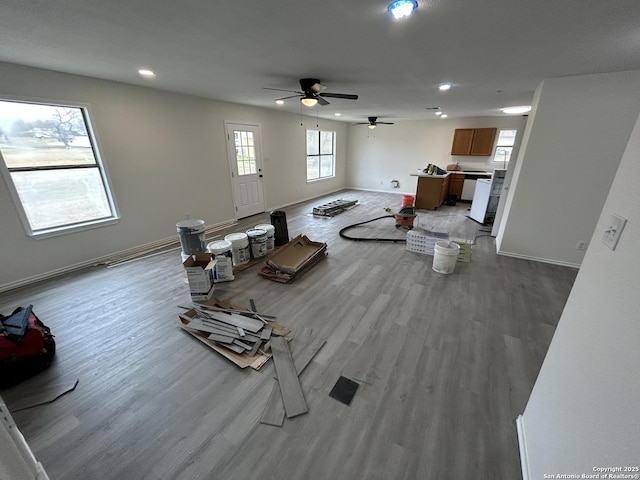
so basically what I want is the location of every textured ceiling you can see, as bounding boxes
[1,0,639,123]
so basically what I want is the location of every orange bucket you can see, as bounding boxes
[402,195,415,207]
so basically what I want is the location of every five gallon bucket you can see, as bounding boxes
[432,241,460,274]
[255,223,275,251]
[224,232,250,266]
[176,219,206,255]
[246,228,268,259]
[402,195,415,207]
[207,240,235,282]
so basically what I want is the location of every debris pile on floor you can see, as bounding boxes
[260,235,327,283]
[178,298,290,370]
[312,199,358,217]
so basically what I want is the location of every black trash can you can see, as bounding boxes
[270,210,289,246]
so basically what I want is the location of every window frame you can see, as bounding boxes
[0,96,119,238]
[305,129,336,182]
[491,128,517,167]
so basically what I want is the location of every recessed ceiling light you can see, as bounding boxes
[440,114,448,118]
[435,111,443,116]
[438,83,452,91]
[138,69,155,78]
[502,105,531,114]
[334,113,341,117]
[275,99,284,105]
[388,0,418,19]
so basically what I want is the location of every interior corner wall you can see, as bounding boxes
[0,61,348,291]
[496,70,640,267]
[518,110,640,480]
[345,116,521,194]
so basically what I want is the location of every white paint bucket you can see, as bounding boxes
[176,219,206,255]
[224,232,251,266]
[246,228,268,259]
[255,223,275,251]
[207,240,235,282]
[432,241,460,274]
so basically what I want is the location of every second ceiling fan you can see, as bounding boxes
[264,78,358,107]
[356,116,395,129]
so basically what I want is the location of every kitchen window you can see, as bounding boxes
[492,129,517,167]
[0,99,118,238]
[306,129,335,181]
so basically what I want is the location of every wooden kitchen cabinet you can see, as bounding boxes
[415,175,451,210]
[451,128,497,156]
[448,173,465,199]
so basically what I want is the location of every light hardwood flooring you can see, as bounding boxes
[0,190,577,480]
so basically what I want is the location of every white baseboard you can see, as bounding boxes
[0,218,237,293]
[266,187,348,212]
[516,415,531,480]
[346,186,415,196]
[497,250,581,269]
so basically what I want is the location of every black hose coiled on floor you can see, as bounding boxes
[338,215,407,243]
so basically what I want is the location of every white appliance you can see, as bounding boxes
[470,170,506,224]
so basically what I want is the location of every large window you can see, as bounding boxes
[492,129,517,166]
[306,130,335,181]
[0,99,118,237]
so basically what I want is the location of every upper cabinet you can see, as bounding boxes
[451,128,497,156]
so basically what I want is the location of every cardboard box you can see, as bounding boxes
[183,253,217,301]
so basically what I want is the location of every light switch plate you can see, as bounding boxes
[601,214,627,251]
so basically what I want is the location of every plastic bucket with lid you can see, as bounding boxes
[207,240,235,282]
[176,219,206,255]
[224,232,250,266]
[402,195,415,207]
[246,228,268,259]
[432,241,460,274]
[255,223,275,251]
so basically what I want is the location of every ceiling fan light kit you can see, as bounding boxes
[265,78,358,108]
[301,95,318,107]
[389,0,418,19]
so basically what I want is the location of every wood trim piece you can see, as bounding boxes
[269,337,308,419]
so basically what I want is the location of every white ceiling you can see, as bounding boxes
[1,0,639,123]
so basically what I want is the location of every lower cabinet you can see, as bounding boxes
[415,175,451,210]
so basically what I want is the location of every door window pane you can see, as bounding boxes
[234,130,257,176]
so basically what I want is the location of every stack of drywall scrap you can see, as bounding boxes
[259,234,327,283]
[177,298,290,370]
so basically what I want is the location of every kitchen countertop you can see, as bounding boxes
[410,170,493,178]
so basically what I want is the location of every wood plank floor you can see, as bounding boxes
[0,190,577,480]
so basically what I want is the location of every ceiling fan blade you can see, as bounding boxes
[263,87,302,94]
[275,95,302,101]
[319,93,358,100]
[316,96,330,106]
[378,122,395,125]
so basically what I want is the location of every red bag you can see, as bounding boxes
[0,306,56,387]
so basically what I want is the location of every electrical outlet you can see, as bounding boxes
[576,241,588,251]
[601,214,627,251]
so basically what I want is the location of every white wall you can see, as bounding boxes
[518,110,640,480]
[346,116,522,194]
[497,70,640,266]
[0,62,348,290]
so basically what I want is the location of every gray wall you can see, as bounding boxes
[518,110,640,478]
[0,62,348,290]
[496,70,640,266]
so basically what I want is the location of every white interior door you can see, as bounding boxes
[225,122,265,219]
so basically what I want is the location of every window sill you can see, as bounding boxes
[28,216,121,239]
[306,176,335,184]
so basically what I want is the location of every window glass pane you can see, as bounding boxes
[320,131,334,154]
[0,102,95,168]
[306,156,319,181]
[320,155,334,177]
[234,130,257,176]
[494,146,512,163]
[306,130,319,155]
[496,129,516,147]
[11,168,111,231]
